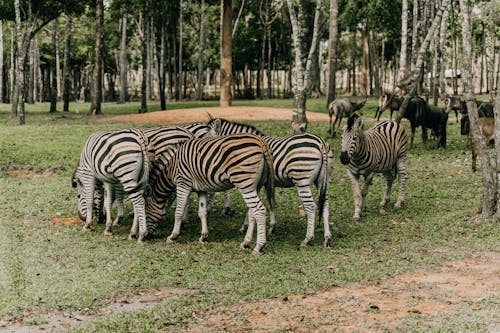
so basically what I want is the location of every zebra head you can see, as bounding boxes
[206,118,223,137]
[72,166,104,222]
[340,114,363,165]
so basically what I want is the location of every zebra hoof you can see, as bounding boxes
[82,225,91,232]
[198,235,208,244]
[323,238,332,248]
[251,248,262,256]
[128,233,136,240]
[239,241,251,250]
[166,236,177,244]
[394,202,403,210]
[352,216,361,223]
[299,239,312,247]
[379,207,388,215]
[103,230,112,236]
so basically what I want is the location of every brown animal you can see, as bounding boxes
[471,117,495,172]
[441,94,461,123]
[328,95,367,137]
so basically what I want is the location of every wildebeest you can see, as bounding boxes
[328,95,367,137]
[441,94,461,123]
[375,93,400,121]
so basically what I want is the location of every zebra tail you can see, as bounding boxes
[317,143,330,220]
[261,140,275,214]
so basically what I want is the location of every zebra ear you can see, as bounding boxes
[356,116,364,130]
[347,113,359,130]
[207,112,214,121]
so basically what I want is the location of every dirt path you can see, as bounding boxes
[104,106,330,125]
[1,252,498,332]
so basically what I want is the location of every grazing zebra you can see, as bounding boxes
[145,133,275,255]
[88,126,197,236]
[72,128,151,242]
[340,114,408,222]
[206,117,334,248]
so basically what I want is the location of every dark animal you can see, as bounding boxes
[441,94,461,123]
[375,93,400,121]
[340,114,409,222]
[328,95,367,137]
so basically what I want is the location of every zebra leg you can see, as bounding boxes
[267,204,277,236]
[379,171,395,214]
[361,174,374,199]
[346,170,362,222]
[394,157,408,210]
[241,211,255,249]
[321,199,332,248]
[129,191,147,243]
[103,182,115,236]
[197,192,209,243]
[239,190,267,255]
[222,190,232,215]
[82,178,96,232]
[112,187,124,226]
[239,213,249,234]
[296,185,316,247]
[167,185,191,243]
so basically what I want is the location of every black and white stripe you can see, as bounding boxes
[72,128,151,242]
[340,114,408,222]
[206,118,334,248]
[146,133,275,255]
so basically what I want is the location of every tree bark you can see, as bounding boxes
[139,4,148,113]
[197,0,206,100]
[286,0,323,131]
[326,0,338,106]
[220,0,233,107]
[399,0,408,81]
[361,25,369,95]
[63,14,72,112]
[410,0,418,71]
[459,0,495,217]
[89,0,104,116]
[0,20,3,103]
[119,14,127,104]
[495,93,500,217]
[178,0,183,101]
[438,3,448,96]
[50,20,58,113]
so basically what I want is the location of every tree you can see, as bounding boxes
[89,0,104,116]
[398,0,408,81]
[459,0,495,217]
[62,13,72,112]
[138,0,148,113]
[118,13,127,104]
[220,0,233,107]
[197,0,206,100]
[286,0,323,133]
[49,19,57,113]
[326,0,338,106]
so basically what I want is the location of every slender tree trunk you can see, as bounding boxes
[27,39,34,104]
[326,0,338,106]
[220,0,233,107]
[50,20,57,113]
[139,4,148,113]
[197,0,206,100]
[90,0,104,116]
[10,28,17,116]
[438,4,448,96]
[178,0,183,101]
[399,0,408,81]
[485,4,495,102]
[119,14,127,104]
[286,0,323,132]
[495,93,500,216]
[459,0,495,216]
[63,14,72,112]
[361,25,369,94]
[0,20,3,103]
[410,0,418,71]
[55,20,61,100]
[157,21,167,110]
[451,0,458,95]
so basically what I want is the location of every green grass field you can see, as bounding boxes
[0,98,498,332]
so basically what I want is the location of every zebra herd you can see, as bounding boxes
[72,113,408,254]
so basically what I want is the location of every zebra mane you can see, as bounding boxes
[207,117,266,136]
[347,113,360,130]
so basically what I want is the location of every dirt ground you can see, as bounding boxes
[104,106,330,125]
[2,107,498,332]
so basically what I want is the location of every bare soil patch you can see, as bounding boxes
[185,252,499,332]
[6,169,54,178]
[104,106,330,125]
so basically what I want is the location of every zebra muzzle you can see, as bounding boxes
[340,151,350,165]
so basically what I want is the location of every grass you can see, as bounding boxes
[0,98,498,332]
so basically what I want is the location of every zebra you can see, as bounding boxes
[340,114,409,222]
[206,117,334,248]
[72,128,151,242]
[87,126,197,236]
[145,133,275,255]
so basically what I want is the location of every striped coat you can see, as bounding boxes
[206,118,334,248]
[146,133,275,255]
[340,114,408,222]
[72,128,151,242]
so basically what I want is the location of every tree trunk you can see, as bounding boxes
[459,0,495,217]
[326,0,338,106]
[63,14,72,112]
[55,20,61,100]
[157,22,167,110]
[399,0,408,81]
[361,25,369,94]
[485,3,495,102]
[89,0,104,116]
[438,3,448,96]
[410,0,418,71]
[220,0,233,107]
[451,0,458,95]
[119,14,127,104]
[50,20,57,113]
[178,0,183,101]
[139,4,148,113]
[27,38,35,104]
[286,0,323,132]
[495,93,500,216]
[10,28,17,116]
[197,0,206,100]
[0,20,3,103]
